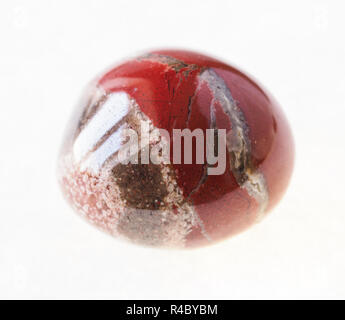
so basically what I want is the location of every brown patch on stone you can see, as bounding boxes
[112,159,168,210]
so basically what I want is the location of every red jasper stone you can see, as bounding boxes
[58,49,294,248]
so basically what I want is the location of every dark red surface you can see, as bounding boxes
[96,50,294,246]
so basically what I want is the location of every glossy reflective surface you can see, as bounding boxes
[58,50,294,248]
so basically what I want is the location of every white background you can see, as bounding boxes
[1,0,344,299]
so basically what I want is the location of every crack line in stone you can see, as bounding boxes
[198,68,269,219]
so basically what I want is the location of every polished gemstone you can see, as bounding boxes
[58,49,294,248]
